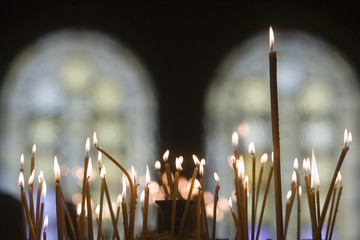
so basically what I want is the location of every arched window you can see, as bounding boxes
[0,30,157,200]
[205,31,360,239]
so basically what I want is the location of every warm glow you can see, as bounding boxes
[302,158,307,172]
[201,159,206,166]
[42,179,47,199]
[44,215,48,230]
[54,156,60,181]
[311,148,320,188]
[32,144,37,155]
[338,171,342,185]
[77,204,82,216]
[192,154,201,166]
[100,166,106,180]
[199,164,204,177]
[214,172,219,183]
[28,170,35,185]
[20,154,24,168]
[179,156,184,165]
[271,152,274,163]
[260,153,268,164]
[131,165,137,183]
[176,157,183,171]
[95,205,100,219]
[348,132,353,145]
[18,172,24,188]
[122,175,126,197]
[93,131,98,145]
[155,160,161,170]
[237,155,245,180]
[228,197,233,209]
[117,194,122,207]
[194,179,201,190]
[269,26,274,51]
[86,157,92,180]
[163,150,169,162]
[85,137,90,153]
[286,190,292,201]
[244,175,249,189]
[38,171,44,184]
[232,131,239,146]
[248,141,255,155]
[231,156,236,164]
[146,165,151,185]
[293,158,298,170]
[97,151,102,164]
[140,190,145,203]
[299,186,302,197]
[292,170,297,185]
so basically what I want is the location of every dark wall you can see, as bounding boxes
[1,2,359,177]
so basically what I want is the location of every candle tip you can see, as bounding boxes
[260,153,268,164]
[155,160,161,170]
[32,144,37,155]
[42,179,47,199]
[232,131,239,146]
[93,131,98,146]
[192,154,201,166]
[293,158,298,170]
[214,172,219,183]
[248,141,255,155]
[18,172,24,188]
[28,169,35,185]
[54,156,60,181]
[269,26,274,51]
[163,150,170,162]
[86,157,92,180]
[176,157,183,171]
[146,165,151,184]
[44,215,48,230]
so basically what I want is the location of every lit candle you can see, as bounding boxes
[163,150,174,199]
[80,137,91,240]
[229,197,242,237]
[200,185,209,240]
[232,131,239,159]
[142,165,150,240]
[293,158,300,240]
[129,165,139,240]
[155,160,170,200]
[31,144,36,175]
[269,26,284,240]
[86,157,94,240]
[212,172,220,240]
[177,156,200,240]
[28,170,35,225]
[297,186,302,240]
[171,158,182,239]
[195,179,202,240]
[255,153,267,216]
[284,172,297,239]
[76,204,81,239]
[39,179,47,240]
[325,175,339,240]
[315,130,351,239]
[19,172,36,240]
[121,175,129,239]
[237,156,246,240]
[113,194,121,240]
[244,175,249,240]
[54,156,64,240]
[329,172,343,240]
[35,170,43,238]
[200,159,206,189]
[248,142,256,240]
[43,215,48,240]
[97,166,105,240]
[19,154,25,238]
[284,190,293,239]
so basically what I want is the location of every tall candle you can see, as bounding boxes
[35,171,43,238]
[325,177,339,240]
[297,186,302,240]
[200,189,209,240]
[97,166,105,240]
[171,158,182,239]
[195,180,201,240]
[86,157,94,240]
[19,154,26,239]
[249,142,256,240]
[212,172,220,240]
[255,153,268,215]
[54,156,64,240]
[142,165,150,240]
[244,175,249,240]
[155,160,170,200]
[121,175,129,240]
[28,170,35,225]
[329,172,343,240]
[293,158,300,240]
[39,179,46,240]
[269,26,284,240]
[80,137,91,240]
[229,198,242,237]
[43,215,48,240]
[315,129,351,239]
[232,131,239,159]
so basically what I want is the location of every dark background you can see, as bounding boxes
[0,2,359,177]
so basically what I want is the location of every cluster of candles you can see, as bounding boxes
[17,26,352,240]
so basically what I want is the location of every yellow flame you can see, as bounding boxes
[97,151,102,164]
[214,172,219,183]
[155,160,161,170]
[146,165,151,184]
[244,175,249,189]
[286,190,292,201]
[20,154,24,167]
[293,158,298,170]
[163,150,169,162]
[42,179,47,199]
[237,155,245,180]
[18,172,24,188]
[302,158,307,172]
[292,170,297,185]
[269,26,274,50]
[77,204,82,216]
[311,148,320,188]
[38,171,44,184]
[140,190,145,203]
[28,170,35,185]
[248,142,255,154]
[299,186,302,197]
[194,179,201,189]
[44,215,48,229]
[192,154,200,166]
[176,158,183,171]
[199,164,204,176]
[54,156,60,181]
[86,157,92,179]
[338,171,342,185]
[93,132,98,145]
[231,156,236,164]
[131,166,136,183]
[201,159,206,166]
[32,144,37,154]
[232,131,239,146]
[344,128,348,145]
[348,132,352,144]
[260,153,268,164]
[85,137,90,153]
[100,166,106,179]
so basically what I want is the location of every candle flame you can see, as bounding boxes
[286,190,292,201]
[38,171,44,184]
[199,164,204,177]
[214,172,219,183]
[155,160,161,170]
[293,158,298,170]
[85,137,90,153]
[201,159,206,166]
[163,150,169,162]
[140,190,145,203]
[28,170,35,185]
[146,165,151,184]
[237,155,245,180]
[269,26,274,51]
[192,154,201,166]
[228,197,233,209]
[244,175,249,189]
[32,144,37,155]
[77,204,82,216]
[348,132,353,145]
[100,166,106,180]
[344,128,348,146]
[97,151,102,164]
[18,172,24,188]
[117,194,122,207]
[306,158,310,172]
[131,165,136,183]
[292,170,297,185]
[311,148,320,188]
[122,175,126,197]
[194,179,201,189]
[44,215,48,230]
[54,156,60,181]
[176,157,183,171]
[260,153,268,164]
[93,131,98,146]
[231,155,236,164]
[179,156,184,165]
[95,205,100,218]
[86,157,92,180]
[232,131,239,146]
[42,179,47,199]
[248,141,255,155]
[302,158,307,172]
[338,171,342,185]
[271,152,274,164]
[20,154,24,168]
[299,186,302,197]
